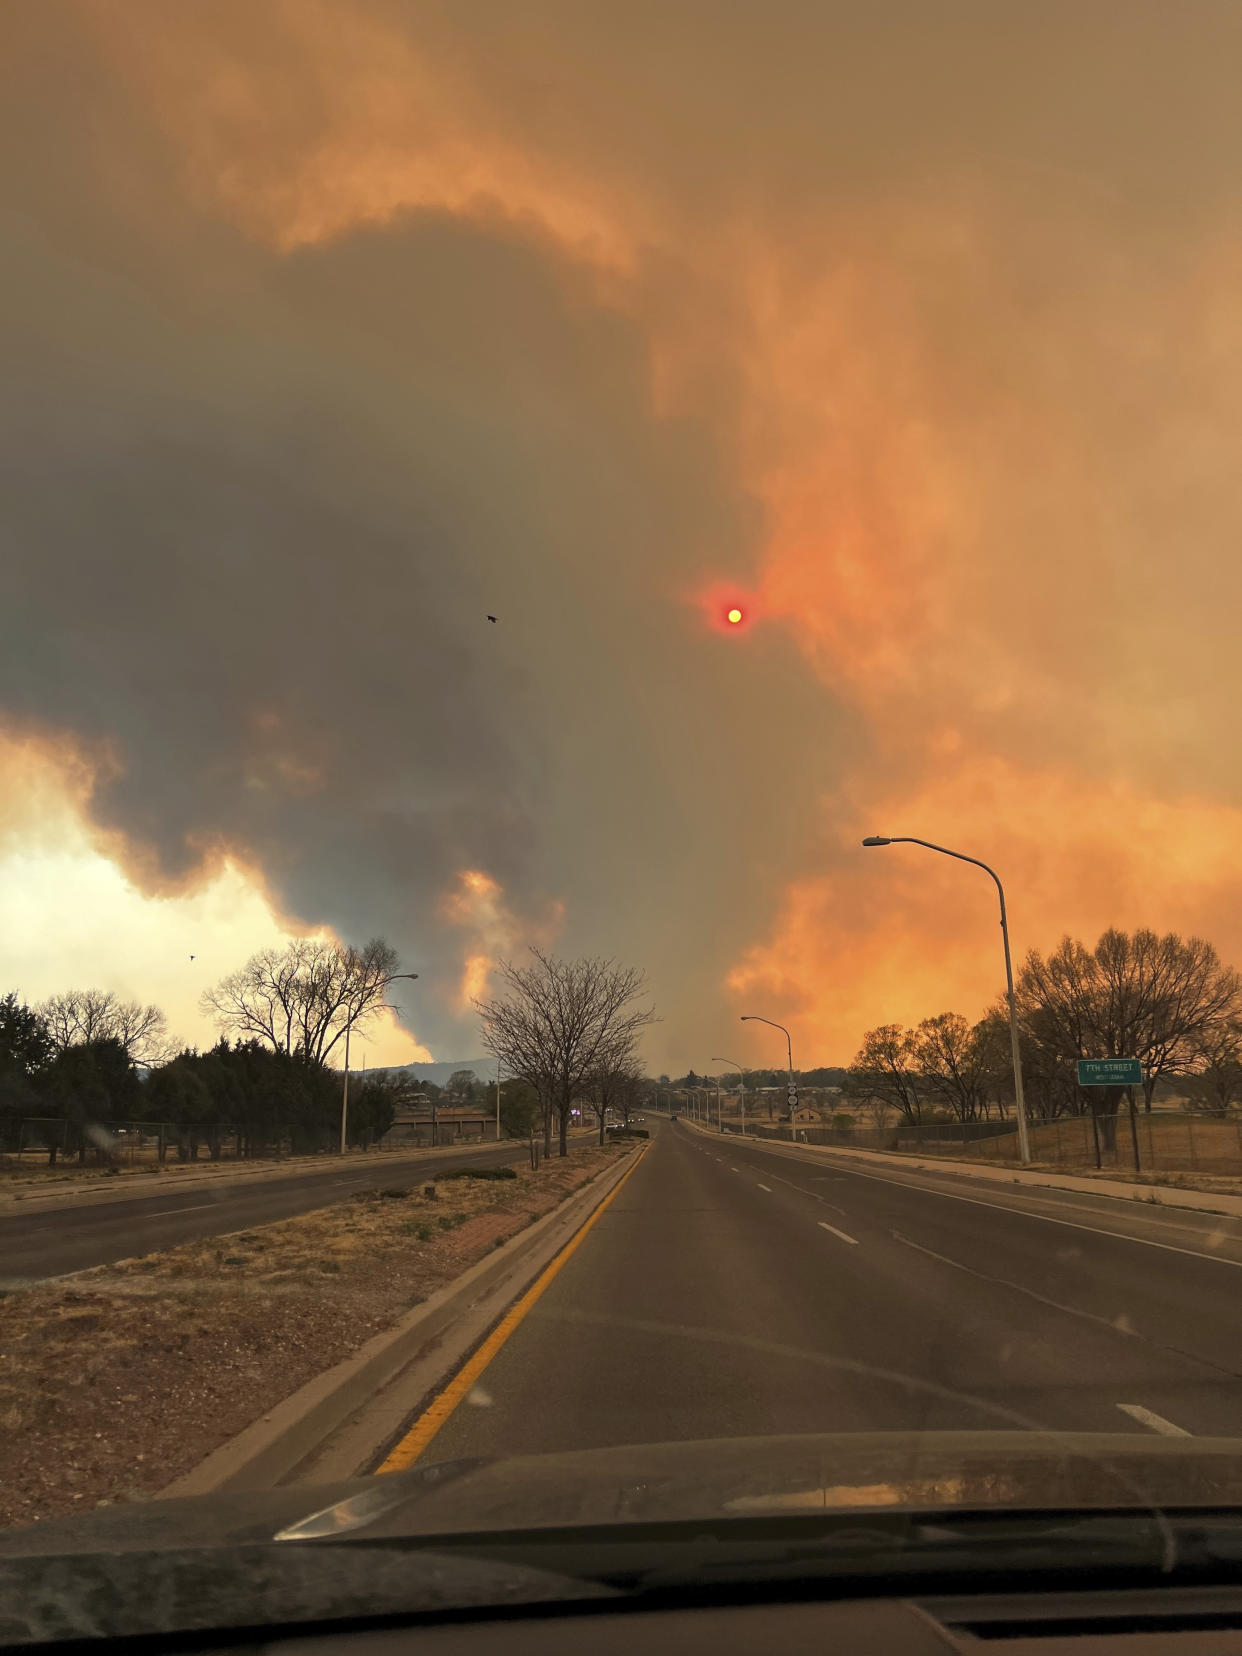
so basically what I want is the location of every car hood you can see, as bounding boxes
[8,1429,1242,1556]
[10,1432,1242,1646]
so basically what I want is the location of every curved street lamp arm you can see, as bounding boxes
[865,835,1030,1165]
[884,838,1005,913]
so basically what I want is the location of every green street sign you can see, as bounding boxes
[1077,1058,1143,1087]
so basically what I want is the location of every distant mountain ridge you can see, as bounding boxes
[371,1058,493,1088]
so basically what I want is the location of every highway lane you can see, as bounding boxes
[1,1141,530,1285]
[400,1116,1242,1467]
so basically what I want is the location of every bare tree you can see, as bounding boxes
[584,1053,644,1144]
[1181,1018,1242,1117]
[971,1007,1019,1120]
[1016,929,1242,1150]
[476,949,657,1156]
[911,1012,992,1123]
[37,989,174,1066]
[845,1024,923,1125]
[861,1095,896,1134]
[200,937,401,1066]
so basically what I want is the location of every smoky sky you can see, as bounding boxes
[6,2,1242,1068]
[0,3,850,1064]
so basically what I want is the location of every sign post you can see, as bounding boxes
[1076,1059,1144,1171]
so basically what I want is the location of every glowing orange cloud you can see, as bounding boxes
[440,868,564,1010]
[730,759,1242,1064]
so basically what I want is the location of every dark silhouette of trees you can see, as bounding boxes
[200,937,400,1066]
[477,949,656,1156]
[1015,930,1241,1149]
[37,988,173,1065]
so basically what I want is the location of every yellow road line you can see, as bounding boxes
[375,1145,649,1474]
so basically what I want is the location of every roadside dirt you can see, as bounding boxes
[906,1155,1242,1197]
[1029,1165,1242,1197]
[0,1142,626,1531]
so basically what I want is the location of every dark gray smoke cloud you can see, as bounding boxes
[0,6,851,1064]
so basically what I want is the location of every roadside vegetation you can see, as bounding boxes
[2,940,661,1172]
[476,947,658,1157]
[841,928,1242,1155]
[0,1140,627,1530]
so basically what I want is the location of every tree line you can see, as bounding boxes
[846,928,1242,1151]
[0,938,414,1162]
[1,937,660,1164]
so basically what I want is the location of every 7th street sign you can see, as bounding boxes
[1077,1058,1143,1087]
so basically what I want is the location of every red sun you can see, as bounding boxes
[691,580,756,633]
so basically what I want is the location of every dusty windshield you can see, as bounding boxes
[5,0,1242,1631]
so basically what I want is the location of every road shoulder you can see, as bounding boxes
[680,1119,1242,1220]
[0,1143,635,1530]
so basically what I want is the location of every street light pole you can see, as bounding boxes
[740,1015,797,1124]
[495,1055,502,1143]
[340,971,419,1155]
[713,1058,747,1136]
[862,835,1032,1165]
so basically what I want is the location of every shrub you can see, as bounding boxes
[438,1166,517,1182]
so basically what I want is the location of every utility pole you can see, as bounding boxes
[340,971,418,1155]
[862,835,1032,1165]
[741,1016,797,1124]
[713,1058,747,1136]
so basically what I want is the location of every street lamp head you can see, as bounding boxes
[861,836,891,847]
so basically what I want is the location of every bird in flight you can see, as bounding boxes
[486,615,497,623]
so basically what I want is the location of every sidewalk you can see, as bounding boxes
[685,1120,1242,1222]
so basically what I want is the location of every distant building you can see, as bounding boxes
[384,1098,498,1145]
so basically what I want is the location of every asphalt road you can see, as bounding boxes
[2,1142,530,1286]
[414,1115,1242,1463]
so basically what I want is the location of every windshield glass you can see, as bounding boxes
[5,1,1242,1645]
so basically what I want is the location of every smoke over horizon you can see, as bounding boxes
[5,3,1242,1070]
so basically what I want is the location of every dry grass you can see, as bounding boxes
[0,1142,627,1531]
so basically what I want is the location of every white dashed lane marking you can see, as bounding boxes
[1116,1403,1190,1437]
[817,1220,860,1246]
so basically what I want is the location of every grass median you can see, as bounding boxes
[0,1141,627,1531]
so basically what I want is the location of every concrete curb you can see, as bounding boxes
[159,1143,644,1498]
[679,1117,1242,1219]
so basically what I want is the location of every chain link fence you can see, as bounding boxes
[719,1111,1242,1174]
[0,1119,346,1167]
